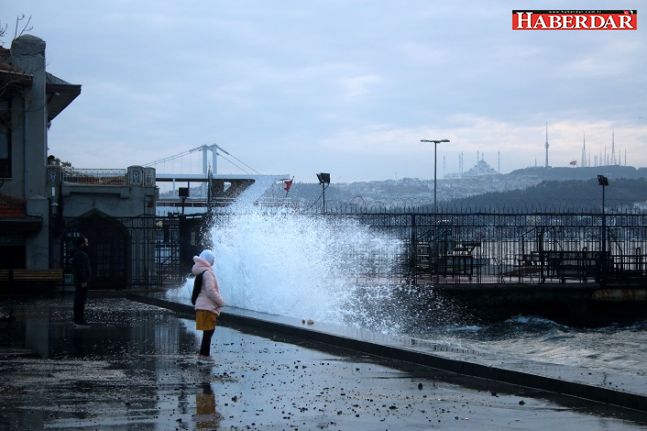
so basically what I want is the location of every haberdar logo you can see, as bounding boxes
[512,10,638,30]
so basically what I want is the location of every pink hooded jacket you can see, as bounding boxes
[192,256,224,315]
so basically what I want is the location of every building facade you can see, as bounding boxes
[0,35,80,270]
[1,35,158,288]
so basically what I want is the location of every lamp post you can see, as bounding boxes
[420,139,450,212]
[178,187,189,215]
[597,174,609,279]
[316,173,331,214]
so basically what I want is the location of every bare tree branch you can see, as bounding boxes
[13,14,33,40]
[0,20,8,44]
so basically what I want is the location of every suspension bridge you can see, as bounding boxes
[143,144,290,213]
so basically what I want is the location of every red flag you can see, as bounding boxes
[283,178,293,192]
[569,160,577,166]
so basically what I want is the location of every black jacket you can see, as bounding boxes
[72,249,92,284]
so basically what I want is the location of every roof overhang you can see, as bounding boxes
[0,69,33,88]
[46,72,81,121]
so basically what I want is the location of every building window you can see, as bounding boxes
[0,124,10,178]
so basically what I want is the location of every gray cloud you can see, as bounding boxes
[5,0,645,181]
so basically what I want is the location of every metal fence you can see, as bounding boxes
[62,168,128,186]
[62,215,205,289]
[63,209,647,289]
[209,208,647,287]
[339,211,647,286]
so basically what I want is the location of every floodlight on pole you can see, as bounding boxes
[316,173,330,185]
[597,174,609,280]
[178,187,189,215]
[316,172,331,213]
[420,139,450,212]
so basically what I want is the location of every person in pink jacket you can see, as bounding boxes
[192,249,224,358]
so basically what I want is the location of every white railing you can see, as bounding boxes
[62,168,128,185]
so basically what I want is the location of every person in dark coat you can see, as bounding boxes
[72,236,92,325]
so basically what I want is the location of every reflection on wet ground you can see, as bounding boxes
[1,296,646,430]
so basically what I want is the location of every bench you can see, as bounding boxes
[546,251,605,283]
[515,251,606,283]
[431,242,483,279]
[0,269,64,287]
[518,252,545,267]
[505,252,543,279]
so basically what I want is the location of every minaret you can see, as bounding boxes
[545,122,549,168]
[581,133,587,167]
[611,129,616,165]
[497,151,501,172]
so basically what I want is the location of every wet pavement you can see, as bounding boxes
[143,292,647,410]
[1,296,647,430]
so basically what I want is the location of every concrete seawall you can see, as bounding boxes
[432,283,647,325]
[129,293,647,413]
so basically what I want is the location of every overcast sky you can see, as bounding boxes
[3,1,646,182]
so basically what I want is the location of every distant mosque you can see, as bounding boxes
[445,153,499,179]
[463,159,498,177]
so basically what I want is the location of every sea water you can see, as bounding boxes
[167,208,647,377]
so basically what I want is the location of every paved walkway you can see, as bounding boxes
[0,296,646,430]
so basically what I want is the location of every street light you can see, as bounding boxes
[178,187,189,215]
[316,173,330,214]
[420,139,450,212]
[597,175,609,279]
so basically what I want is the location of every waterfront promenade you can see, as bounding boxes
[1,295,646,430]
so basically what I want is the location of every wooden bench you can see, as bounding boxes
[0,269,64,287]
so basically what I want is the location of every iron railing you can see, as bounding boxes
[210,209,647,287]
[62,168,128,185]
[61,209,647,289]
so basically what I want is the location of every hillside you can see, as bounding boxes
[440,178,647,211]
[267,165,647,210]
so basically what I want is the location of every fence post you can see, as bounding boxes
[637,247,643,276]
[538,229,545,284]
[409,213,417,285]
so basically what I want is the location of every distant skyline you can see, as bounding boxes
[3,1,646,182]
